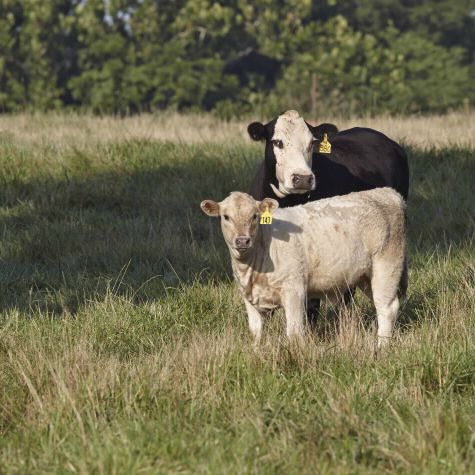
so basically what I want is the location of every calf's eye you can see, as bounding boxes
[271,139,283,149]
[253,214,258,220]
[223,215,230,221]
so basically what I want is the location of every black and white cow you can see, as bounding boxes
[247,110,409,326]
[248,110,409,206]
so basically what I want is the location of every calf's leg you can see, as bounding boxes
[282,288,306,340]
[371,260,402,348]
[244,299,263,344]
[374,296,399,348]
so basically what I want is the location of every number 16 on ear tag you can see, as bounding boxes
[260,206,273,225]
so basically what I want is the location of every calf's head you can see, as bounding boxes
[248,110,338,198]
[201,192,278,259]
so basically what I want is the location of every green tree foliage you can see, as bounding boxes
[340,0,475,56]
[271,18,473,116]
[0,0,473,115]
[0,4,26,110]
[68,0,130,112]
[0,0,79,110]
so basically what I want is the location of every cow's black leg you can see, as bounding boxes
[306,298,320,330]
[343,288,357,306]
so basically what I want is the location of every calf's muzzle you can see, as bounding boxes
[235,236,251,249]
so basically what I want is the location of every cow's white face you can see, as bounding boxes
[201,192,279,260]
[272,111,316,196]
[248,111,340,198]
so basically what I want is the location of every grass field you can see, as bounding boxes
[0,113,474,474]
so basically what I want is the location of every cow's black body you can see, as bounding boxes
[250,127,409,204]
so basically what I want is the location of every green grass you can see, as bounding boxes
[0,128,474,474]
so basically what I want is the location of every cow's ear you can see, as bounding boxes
[259,198,279,213]
[307,122,338,142]
[201,200,220,217]
[247,122,267,141]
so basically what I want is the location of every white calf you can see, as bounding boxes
[201,188,407,347]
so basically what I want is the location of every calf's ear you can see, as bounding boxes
[201,200,220,217]
[247,122,266,141]
[307,122,338,142]
[259,198,279,213]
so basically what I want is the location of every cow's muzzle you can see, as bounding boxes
[291,173,315,191]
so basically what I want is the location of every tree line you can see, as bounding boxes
[1,0,474,117]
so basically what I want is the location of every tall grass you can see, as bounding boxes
[0,114,473,474]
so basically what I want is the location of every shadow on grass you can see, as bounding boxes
[0,141,473,319]
[406,145,475,251]
[0,140,256,315]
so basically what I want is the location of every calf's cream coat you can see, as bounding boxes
[201,188,407,346]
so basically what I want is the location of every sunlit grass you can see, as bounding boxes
[0,110,474,150]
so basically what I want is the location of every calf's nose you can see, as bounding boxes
[292,174,314,189]
[235,236,251,248]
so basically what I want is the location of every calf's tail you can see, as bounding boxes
[398,257,408,299]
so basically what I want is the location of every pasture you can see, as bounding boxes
[0,113,474,474]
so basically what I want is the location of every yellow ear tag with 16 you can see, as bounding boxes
[260,205,273,225]
[319,133,332,154]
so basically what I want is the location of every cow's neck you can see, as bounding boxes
[263,156,280,199]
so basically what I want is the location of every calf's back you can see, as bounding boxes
[261,187,406,298]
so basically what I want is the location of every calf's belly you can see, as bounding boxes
[307,252,370,298]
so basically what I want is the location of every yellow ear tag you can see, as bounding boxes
[319,133,332,154]
[260,205,273,225]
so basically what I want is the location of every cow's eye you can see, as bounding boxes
[223,214,230,221]
[253,214,258,220]
[271,139,283,149]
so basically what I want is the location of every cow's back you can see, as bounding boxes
[250,126,409,206]
[312,128,409,200]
